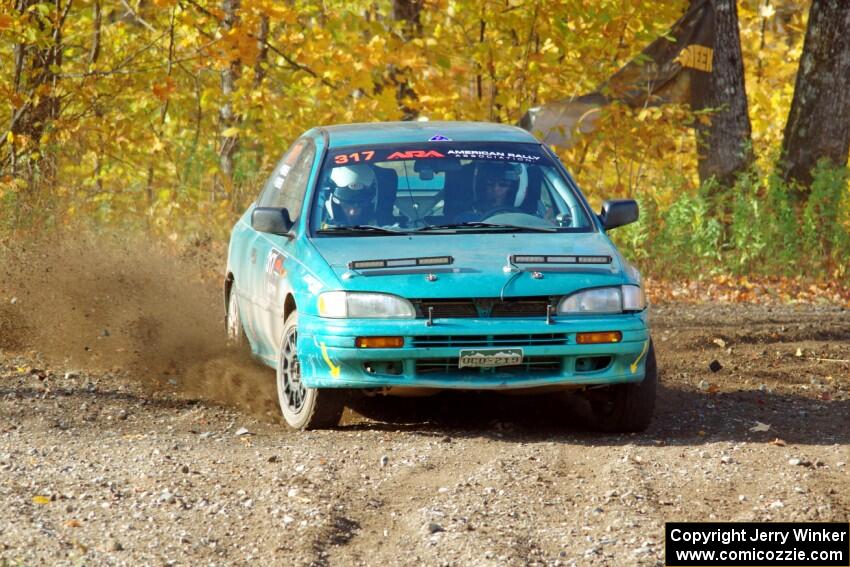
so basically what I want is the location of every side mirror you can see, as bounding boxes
[252,207,293,236]
[599,199,639,230]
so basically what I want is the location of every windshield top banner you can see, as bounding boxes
[327,143,548,166]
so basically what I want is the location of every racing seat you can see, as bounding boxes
[516,167,542,215]
[372,165,399,225]
[442,163,475,220]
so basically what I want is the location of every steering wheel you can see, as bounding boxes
[554,212,573,228]
[479,206,523,220]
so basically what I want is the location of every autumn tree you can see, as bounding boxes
[695,0,753,189]
[7,0,71,190]
[1,0,844,272]
[217,0,241,199]
[780,0,850,196]
[391,0,423,120]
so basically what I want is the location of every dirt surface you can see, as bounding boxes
[1,237,848,566]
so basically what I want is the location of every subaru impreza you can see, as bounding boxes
[225,121,655,431]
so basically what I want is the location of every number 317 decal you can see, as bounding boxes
[334,151,375,165]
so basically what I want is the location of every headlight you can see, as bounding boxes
[622,284,646,311]
[317,292,416,319]
[558,285,646,314]
[558,288,622,314]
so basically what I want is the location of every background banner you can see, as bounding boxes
[519,0,715,147]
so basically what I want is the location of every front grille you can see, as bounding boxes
[415,356,562,375]
[412,297,553,318]
[490,300,549,317]
[411,334,568,348]
[416,300,478,318]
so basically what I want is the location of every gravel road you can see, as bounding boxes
[1,239,848,566]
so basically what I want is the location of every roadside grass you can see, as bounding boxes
[612,161,850,284]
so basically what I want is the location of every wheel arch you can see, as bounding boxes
[284,293,297,322]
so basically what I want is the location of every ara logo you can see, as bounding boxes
[428,134,451,141]
[386,150,446,160]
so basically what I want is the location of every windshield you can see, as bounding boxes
[310,142,593,235]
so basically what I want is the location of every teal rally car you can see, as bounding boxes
[224,121,656,431]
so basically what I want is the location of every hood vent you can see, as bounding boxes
[349,255,453,270]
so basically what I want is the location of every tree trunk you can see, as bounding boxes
[391,0,422,120]
[780,0,850,195]
[90,0,103,195]
[695,0,753,188]
[7,0,69,205]
[392,0,422,36]
[145,5,175,205]
[216,0,241,200]
[252,14,269,90]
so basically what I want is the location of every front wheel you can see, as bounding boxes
[276,312,346,430]
[586,340,657,433]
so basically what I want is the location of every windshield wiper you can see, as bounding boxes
[316,225,407,235]
[415,221,557,233]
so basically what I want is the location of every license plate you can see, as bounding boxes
[458,348,523,368]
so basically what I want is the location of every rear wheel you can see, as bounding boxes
[276,312,346,430]
[586,340,657,433]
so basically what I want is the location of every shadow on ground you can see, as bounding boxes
[341,383,849,446]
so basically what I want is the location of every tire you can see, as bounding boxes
[226,286,249,350]
[587,340,657,433]
[276,311,346,430]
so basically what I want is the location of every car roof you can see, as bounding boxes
[318,121,539,148]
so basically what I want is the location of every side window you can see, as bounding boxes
[539,181,554,214]
[542,172,590,228]
[258,141,304,205]
[257,140,317,220]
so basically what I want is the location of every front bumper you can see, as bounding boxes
[297,312,650,390]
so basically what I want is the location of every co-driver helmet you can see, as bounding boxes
[326,165,378,224]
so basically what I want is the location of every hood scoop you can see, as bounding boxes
[344,255,457,280]
[509,254,612,265]
[348,255,453,270]
[504,253,615,275]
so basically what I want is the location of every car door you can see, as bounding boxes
[228,202,261,349]
[250,138,317,359]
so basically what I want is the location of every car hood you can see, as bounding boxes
[309,232,628,299]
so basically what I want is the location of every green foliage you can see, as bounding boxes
[728,172,766,274]
[802,161,850,277]
[761,169,799,272]
[615,162,850,280]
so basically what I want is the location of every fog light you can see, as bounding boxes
[355,336,404,348]
[576,331,622,344]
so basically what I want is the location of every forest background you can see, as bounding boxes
[1,0,849,298]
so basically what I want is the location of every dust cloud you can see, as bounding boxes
[0,231,280,420]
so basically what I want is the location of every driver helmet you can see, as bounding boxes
[326,165,378,225]
[474,163,523,209]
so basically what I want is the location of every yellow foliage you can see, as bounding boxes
[0,0,817,239]
[151,77,176,102]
